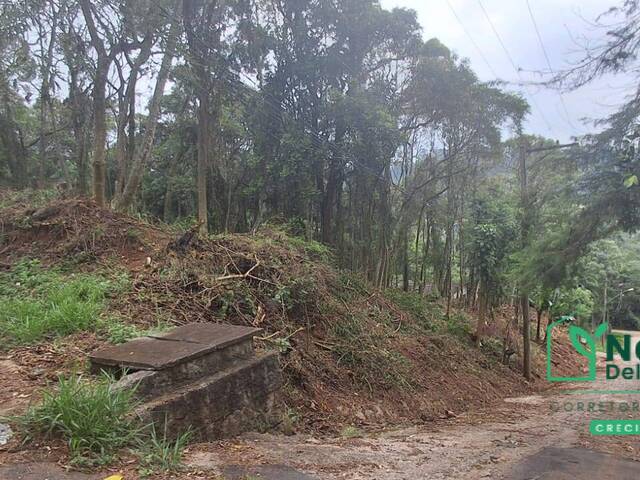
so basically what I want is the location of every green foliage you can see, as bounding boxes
[336,272,369,302]
[446,312,473,338]
[288,236,333,262]
[0,260,117,346]
[11,374,192,470]
[551,287,594,323]
[384,288,444,331]
[11,374,140,465]
[574,235,640,329]
[273,277,317,312]
[469,184,518,305]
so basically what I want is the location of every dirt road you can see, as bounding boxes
[3,378,639,480]
[186,372,640,479]
[3,341,640,479]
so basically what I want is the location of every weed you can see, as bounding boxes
[137,420,192,476]
[446,312,472,338]
[336,272,369,301]
[285,234,332,262]
[10,374,140,466]
[279,407,300,435]
[384,289,445,332]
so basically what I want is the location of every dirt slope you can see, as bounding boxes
[0,192,582,432]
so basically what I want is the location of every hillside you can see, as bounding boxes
[0,191,581,433]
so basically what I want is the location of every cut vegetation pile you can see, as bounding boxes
[0,191,583,434]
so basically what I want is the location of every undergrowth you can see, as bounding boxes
[330,313,415,391]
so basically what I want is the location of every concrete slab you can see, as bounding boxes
[222,464,319,480]
[90,323,262,371]
[149,323,261,348]
[507,447,640,479]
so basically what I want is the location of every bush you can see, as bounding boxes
[11,375,140,465]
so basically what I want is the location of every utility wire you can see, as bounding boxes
[524,0,577,132]
[476,0,556,136]
[443,0,500,79]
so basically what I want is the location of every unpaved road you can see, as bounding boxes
[4,382,639,480]
[186,362,640,479]
[3,345,640,479]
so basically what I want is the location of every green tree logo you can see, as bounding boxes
[546,319,608,382]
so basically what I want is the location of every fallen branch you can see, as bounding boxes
[215,255,261,282]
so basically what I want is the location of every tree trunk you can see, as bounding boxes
[114,38,153,198]
[536,309,543,341]
[519,138,531,380]
[115,16,179,211]
[196,97,210,234]
[92,60,109,207]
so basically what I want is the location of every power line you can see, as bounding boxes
[475,0,556,136]
[443,0,499,79]
[524,0,577,132]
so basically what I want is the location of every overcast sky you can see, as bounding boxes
[379,0,634,142]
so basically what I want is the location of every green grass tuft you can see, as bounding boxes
[10,374,193,469]
[137,420,192,476]
[11,374,141,466]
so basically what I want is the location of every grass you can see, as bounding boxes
[0,259,132,347]
[10,374,191,470]
[137,420,192,476]
[0,260,121,346]
[101,319,171,345]
[10,374,140,466]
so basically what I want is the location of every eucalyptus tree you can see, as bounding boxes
[78,0,163,206]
